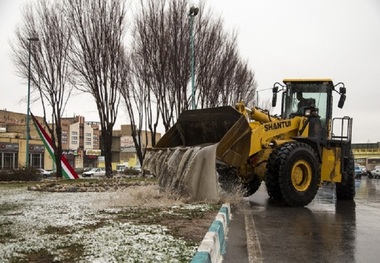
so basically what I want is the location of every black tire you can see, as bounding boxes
[217,165,262,196]
[217,165,240,193]
[277,142,320,207]
[265,147,284,201]
[242,175,262,197]
[336,151,355,200]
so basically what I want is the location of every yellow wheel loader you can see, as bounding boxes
[144,79,354,207]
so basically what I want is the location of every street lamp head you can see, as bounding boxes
[28,37,39,42]
[189,6,199,16]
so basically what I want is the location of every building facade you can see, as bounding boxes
[0,110,101,171]
[0,110,52,170]
[112,124,161,169]
[352,142,380,171]
[0,109,161,171]
[59,116,101,169]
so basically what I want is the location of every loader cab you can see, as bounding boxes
[272,78,348,140]
[281,79,333,129]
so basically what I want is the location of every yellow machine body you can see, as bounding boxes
[145,79,353,206]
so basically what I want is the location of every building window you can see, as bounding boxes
[30,153,44,168]
[0,152,18,170]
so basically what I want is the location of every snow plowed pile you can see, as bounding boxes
[144,144,220,201]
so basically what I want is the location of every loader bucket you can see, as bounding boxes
[155,106,251,165]
[144,106,252,201]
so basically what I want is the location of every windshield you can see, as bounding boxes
[283,83,330,128]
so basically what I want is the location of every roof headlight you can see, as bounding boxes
[304,108,318,116]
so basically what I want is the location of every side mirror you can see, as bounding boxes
[272,93,277,107]
[272,86,278,107]
[339,87,346,94]
[338,94,346,108]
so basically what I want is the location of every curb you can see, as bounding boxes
[191,203,232,263]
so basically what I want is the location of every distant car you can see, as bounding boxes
[132,166,142,173]
[371,169,380,179]
[355,166,363,179]
[82,168,105,177]
[116,164,127,173]
[82,167,92,172]
[38,168,52,178]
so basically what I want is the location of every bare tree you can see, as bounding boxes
[129,0,184,133]
[130,0,257,137]
[65,0,128,177]
[195,13,257,108]
[118,50,149,168]
[118,0,167,166]
[12,0,73,177]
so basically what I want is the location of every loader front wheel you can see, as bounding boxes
[278,142,320,207]
[242,175,262,197]
[265,146,284,201]
[217,165,240,194]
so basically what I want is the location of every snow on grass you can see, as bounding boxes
[0,185,214,262]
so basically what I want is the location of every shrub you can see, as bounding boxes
[0,167,42,182]
[124,167,141,176]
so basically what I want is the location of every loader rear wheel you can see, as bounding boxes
[277,142,320,207]
[336,151,355,200]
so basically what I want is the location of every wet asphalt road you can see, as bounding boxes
[224,177,380,263]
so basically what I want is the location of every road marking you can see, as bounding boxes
[245,213,263,263]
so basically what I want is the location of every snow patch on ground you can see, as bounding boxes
[0,186,206,262]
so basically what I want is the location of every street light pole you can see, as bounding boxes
[189,6,199,110]
[26,37,39,168]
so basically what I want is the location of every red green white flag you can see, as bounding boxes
[31,113,79,179]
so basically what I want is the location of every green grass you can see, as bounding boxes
[56,243,85,262]
[43,226,73,235]
[0,177,158,189]
[0,202,20,213]
[0,202,21,243]
[109,204,220,224]
[12,248,58,263]
[0,181,37,189]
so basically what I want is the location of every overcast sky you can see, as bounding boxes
[1,0,380,143]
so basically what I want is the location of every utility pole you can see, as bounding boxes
[189,6,199,110]
[26,37,39,168]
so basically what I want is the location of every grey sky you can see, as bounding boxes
[1,0,380,143]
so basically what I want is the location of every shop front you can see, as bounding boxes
[84,149,102,168]
[0,142,19,170]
